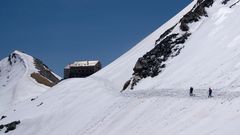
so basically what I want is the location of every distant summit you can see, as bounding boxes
[0,50,60,111]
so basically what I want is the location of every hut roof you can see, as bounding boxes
[65,60,100,68]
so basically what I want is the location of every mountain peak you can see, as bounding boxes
[7,50,61,86]
[0,50,61,112]
[12,50,24,55]
[7,51,25,66]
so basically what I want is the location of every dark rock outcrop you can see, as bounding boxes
[121,79,131,92]
[0,120,21,133]
[8,53,18,66]
[123,0,214,90]
[0,125,3,131]
[155,24,177,45]
[180,0,214,31]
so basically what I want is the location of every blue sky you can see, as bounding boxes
[0,0,192,77]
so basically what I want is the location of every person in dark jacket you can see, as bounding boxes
[208,87,213,98]
[189,87,194,96]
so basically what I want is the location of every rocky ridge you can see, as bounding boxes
[122,0,215,91]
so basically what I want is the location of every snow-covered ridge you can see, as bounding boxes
[5,50,60,87]
[0,50,60,112]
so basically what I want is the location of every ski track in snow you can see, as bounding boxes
[122,88,240,100]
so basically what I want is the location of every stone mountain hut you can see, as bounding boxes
[64,60,101,79]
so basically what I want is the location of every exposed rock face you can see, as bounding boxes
[7,51,60,87]
[31,73,56,87]
[180,0,214,32]
[33,58,60,87]
[122,0,215,91]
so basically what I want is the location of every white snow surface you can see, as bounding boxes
[2,0,240,135]
[0,51,56,113]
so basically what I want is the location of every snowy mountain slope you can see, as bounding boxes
[95,0,197,89]
[134,0,240,91]
[96,0,240,92]
[2,77,240,135]
[0,50,60,112]
[2,0,240,135]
